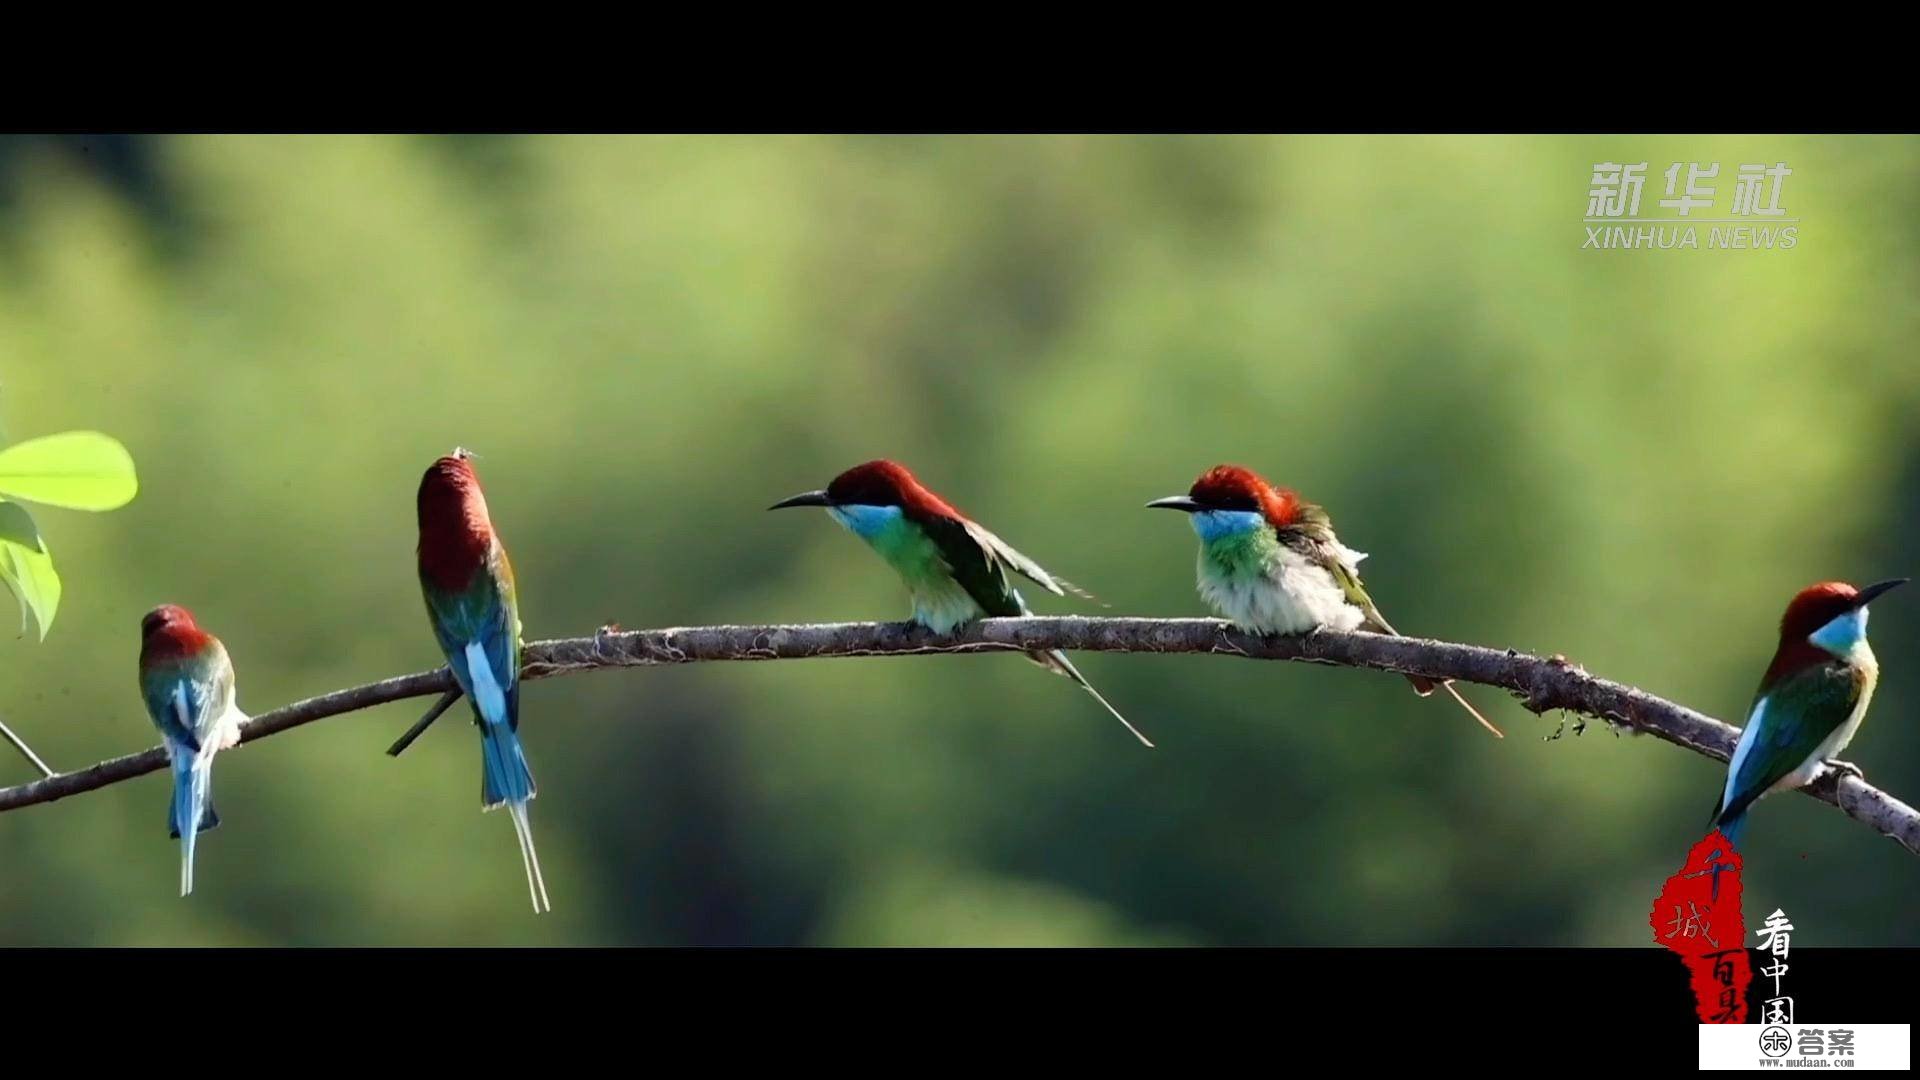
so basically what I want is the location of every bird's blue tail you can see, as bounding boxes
[479,720,536,808]
[1715,812,1748,851]
[1708,788,1750,851]
[168,756,217,897]
[478,721,549,913]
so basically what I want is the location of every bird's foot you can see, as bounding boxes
[1825,758,1866,783]
[1211,623,1251,657]
[1545,652,1592,677]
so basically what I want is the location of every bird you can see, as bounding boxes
[416,448,550,913]
[769,459,1153,747]
[1709,578,1906,849]
[1146,463,1502,738]
[138,604,248,896]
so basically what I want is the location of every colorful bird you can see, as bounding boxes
[770,459,1153,747]
[416,448,550,913]
[1147,464,1501,737]
[1709,578,1906,849]
[138,604,248,896]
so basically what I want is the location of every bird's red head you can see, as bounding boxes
[141,604,198,639]
[1762,578,1908,686]
[1778,582,1867,644]
[140,604,212,663]
[1186,464,1304,527]
[417,449,496,589]
[824,459,960,518]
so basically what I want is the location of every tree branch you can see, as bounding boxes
[2,617,1914,856]
[385,689,462,757]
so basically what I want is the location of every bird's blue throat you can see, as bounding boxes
[1190,509,1266,543]
[828,503,903,539]
[1811,607,1869,655]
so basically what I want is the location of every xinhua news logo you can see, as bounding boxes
[1583,161,1799,251]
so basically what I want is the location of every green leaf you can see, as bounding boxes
[0,536,60,640]
[0,502,44,552]
[0,431,139,511]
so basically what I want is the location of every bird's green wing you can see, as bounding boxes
[494,543,525,651]
[962,518,1097,601]
[917,515,1023,616]
[1280,501,1393,633]
[1719,662,1860,822]
[1307,536,1397,635]
[420,545,522,729]
[915,514,1096,617]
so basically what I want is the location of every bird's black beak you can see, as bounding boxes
[1855,578,1910,608]
[1146,495,1203,513]
[768,489,832,511]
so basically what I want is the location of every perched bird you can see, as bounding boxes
[417,449,550,913]
[769,459,1153,747]
[138,604,248,896]
[1147,464,1501,738]
[1709,578,1906,849]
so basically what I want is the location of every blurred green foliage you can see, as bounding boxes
[0,134,1916,945]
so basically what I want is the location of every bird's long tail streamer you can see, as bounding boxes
[479,722,549,913]
[1040,649,1155,748]
[507,799,551,914]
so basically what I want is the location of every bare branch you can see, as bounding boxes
[386,689,462,757]
[1,617,1913,856]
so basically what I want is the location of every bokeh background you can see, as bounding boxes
[0,134,1916,945]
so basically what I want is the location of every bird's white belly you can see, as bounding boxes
[1199,546,1364,635]
[911,578,988,635]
